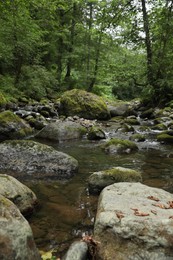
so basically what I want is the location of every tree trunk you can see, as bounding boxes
[141,0,153,85]
[65,3,77,89]
[86,2,93,89]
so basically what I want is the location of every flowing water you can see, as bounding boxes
[25,121,173,257]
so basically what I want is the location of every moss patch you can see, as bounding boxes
[60,89,110,120]
[0,110,21,125]
[0,92,7,107]
[104,138,138,151]
[157,134,173,144]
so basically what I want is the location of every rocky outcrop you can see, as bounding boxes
[94,182,173,260]
[0,110,32,141]
[36,120,87,141]
[87,126,106,140]
[103,138,138,154]
[0,174,38,216]
[0,140,78,180]
[60,89,110,120]
[0,194,40,260]
[88,167,142,195]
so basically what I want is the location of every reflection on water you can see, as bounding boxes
[27,137,173,256]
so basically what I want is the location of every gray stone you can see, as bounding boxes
[0,140,78,180]
[36,120,87,141]
[0,194,41,260]
[0,174,38,216]
[94,182,173,260]
[62,241,88,260]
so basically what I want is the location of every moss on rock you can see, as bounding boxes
[103,138,138,154]
[157,133,173,144]
[88,166,142,194]
[60,89,110,120]
[0,110,32,140]
[0,92,7,107]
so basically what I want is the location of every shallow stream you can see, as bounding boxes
[26,121,173,256]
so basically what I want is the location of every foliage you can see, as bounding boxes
[0,0,173,104]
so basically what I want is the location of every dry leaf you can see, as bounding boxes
[169,216,173,219]
[134,210,150,217]
[152,203,170,209]
[147,196,160,202]
[167,201,173,208]
[116,212,125,220]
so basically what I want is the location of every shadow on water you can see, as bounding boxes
[26,137,173,255]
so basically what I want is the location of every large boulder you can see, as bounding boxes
[0,174,38,216]
[103,138,138,154]
[0,140,78,180]
[88,167,142,195]
[0,110,32,141]
[0,194,41,260]
[36,120,87,141]
[60,89,110,120]
[94,182,173,260]
[107,103,130,117]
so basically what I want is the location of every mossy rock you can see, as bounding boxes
[0,92,7,108]
[103,138,138,154]
[88,126,106,140]
[88,166,142,195]
[130,133,145,142]
[157,133,173,144]
[151,123,167,131]
[60,89,110,120]
[124,118,140,125]
[0,110,33,140]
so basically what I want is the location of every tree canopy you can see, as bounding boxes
[0,0,173,105]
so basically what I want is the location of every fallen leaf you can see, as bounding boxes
[116,212,125,220]
[152,203,170,209]
[147,196,160,202]
[134,210,150,217]
[169,216,173,219]
[167,201,173,208]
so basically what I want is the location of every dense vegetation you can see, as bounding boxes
[0,0,173,106]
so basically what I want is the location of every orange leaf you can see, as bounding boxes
[152,203,170,209]
[134,210,150,217]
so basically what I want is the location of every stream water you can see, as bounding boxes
[26,121,173,257]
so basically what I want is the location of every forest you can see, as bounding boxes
[0,0,173,106]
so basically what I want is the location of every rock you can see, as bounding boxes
[0,140,78,180]
[151,123,167,131]
[94,182,173,260]
[103,138,138,154]
[60,89,110,120]
[36,120,87,141]
[62,241,88,260]
[107,103,130,117]
[140,108,154,119]
[88,167,142,195]
[0,174,38,216]
[124,118,140,125]
[157,133,173,144]
[129,133,146,142]
[0,194,40,260]
[0,110,33,141]
[87,126,106,140]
